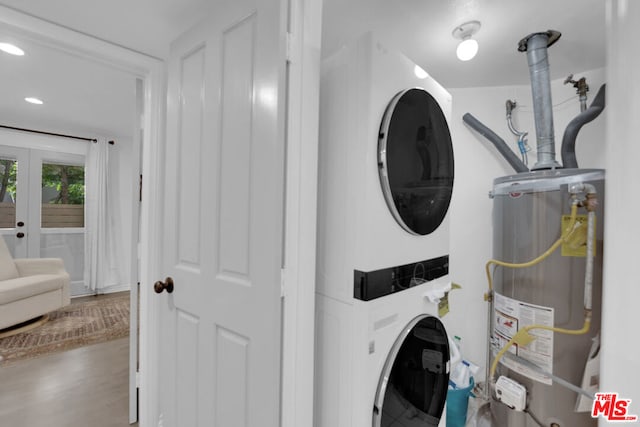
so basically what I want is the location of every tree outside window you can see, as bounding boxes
[42,164,85,205]
[0,159,17,203]
[41,164,85,228]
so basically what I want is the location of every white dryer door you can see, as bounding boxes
[378,88,454,236]
[373,314,451,426]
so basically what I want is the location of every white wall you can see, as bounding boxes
[443,67,607,381]
[600,1,640,423]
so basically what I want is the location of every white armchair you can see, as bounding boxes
[0,236,70,331]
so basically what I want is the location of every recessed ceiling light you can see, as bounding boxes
[25,97,44,105]
[0,42,25,56]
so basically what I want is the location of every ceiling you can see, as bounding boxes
[0,0,209,59]
[0,33,137,140]
[0,0,210,141]
[321,0,607,88]
[0,0,607,140]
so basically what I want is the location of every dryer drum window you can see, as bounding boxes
[373,315,450,426]
[378,88,454,235]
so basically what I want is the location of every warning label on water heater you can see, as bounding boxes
[493,292,554,385]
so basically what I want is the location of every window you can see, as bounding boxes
[0,158,17,228]
[41,163,85,228]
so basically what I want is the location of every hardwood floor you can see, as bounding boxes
[0,337,135,427]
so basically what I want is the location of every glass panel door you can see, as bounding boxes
[0,146,86,295]
[0,158,17,228]
[33,151,86,295]
[0,146,29,257]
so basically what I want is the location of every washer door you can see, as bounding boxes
[378,88,454,235]
[373,315,450,427]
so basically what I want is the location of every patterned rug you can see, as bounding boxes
[0,293,130,365]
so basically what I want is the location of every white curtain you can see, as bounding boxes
[84,138,122,292]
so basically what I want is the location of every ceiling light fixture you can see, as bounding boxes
[0,42,25,56]
[25,97,44,105]
[452,21,481,61]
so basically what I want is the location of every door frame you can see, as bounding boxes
[0,6,165,425]
[0,2,323,426]
[280,0,323,425]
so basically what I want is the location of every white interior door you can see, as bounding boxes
[158,0,286,425]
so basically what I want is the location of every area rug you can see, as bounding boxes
[0,293,130,365]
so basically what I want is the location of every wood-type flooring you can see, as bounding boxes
[0,337,135,427]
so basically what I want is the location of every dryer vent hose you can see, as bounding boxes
[463,113,529,173]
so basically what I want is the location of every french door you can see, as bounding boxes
[0,145,86,294]
[0,146,28,257]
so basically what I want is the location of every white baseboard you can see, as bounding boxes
[71,282,131,298]
[99,283,131,294]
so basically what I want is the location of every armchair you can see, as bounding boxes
[0,236,70,332]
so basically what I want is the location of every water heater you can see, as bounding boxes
[489,169,604,427]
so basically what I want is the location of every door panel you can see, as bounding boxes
[37,155,86,292]
[176,309,199,426]
[176,45,205,268]
[218,14,256,280]
[32,150,86,293]
[160,0,285,425]
[215,326,250,426]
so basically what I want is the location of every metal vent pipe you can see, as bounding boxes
[518,30,562,170]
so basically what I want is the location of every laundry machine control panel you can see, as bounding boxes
[353,255,449,301]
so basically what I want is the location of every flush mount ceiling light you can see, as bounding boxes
[452,20,481,61]
[0,42,25,56]
[25,97,44,105]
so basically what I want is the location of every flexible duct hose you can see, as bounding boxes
[463,113,529,173]
[561,84,606,168]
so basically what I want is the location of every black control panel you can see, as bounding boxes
[353,255,449,301]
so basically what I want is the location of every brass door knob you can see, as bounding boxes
[154,277,174,294]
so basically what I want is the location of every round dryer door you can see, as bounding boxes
[373,315,450,427]
[378,88,454,235]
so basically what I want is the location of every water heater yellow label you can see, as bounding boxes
[561,214,596,257]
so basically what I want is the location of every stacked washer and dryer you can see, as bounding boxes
[315,33,457,427]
